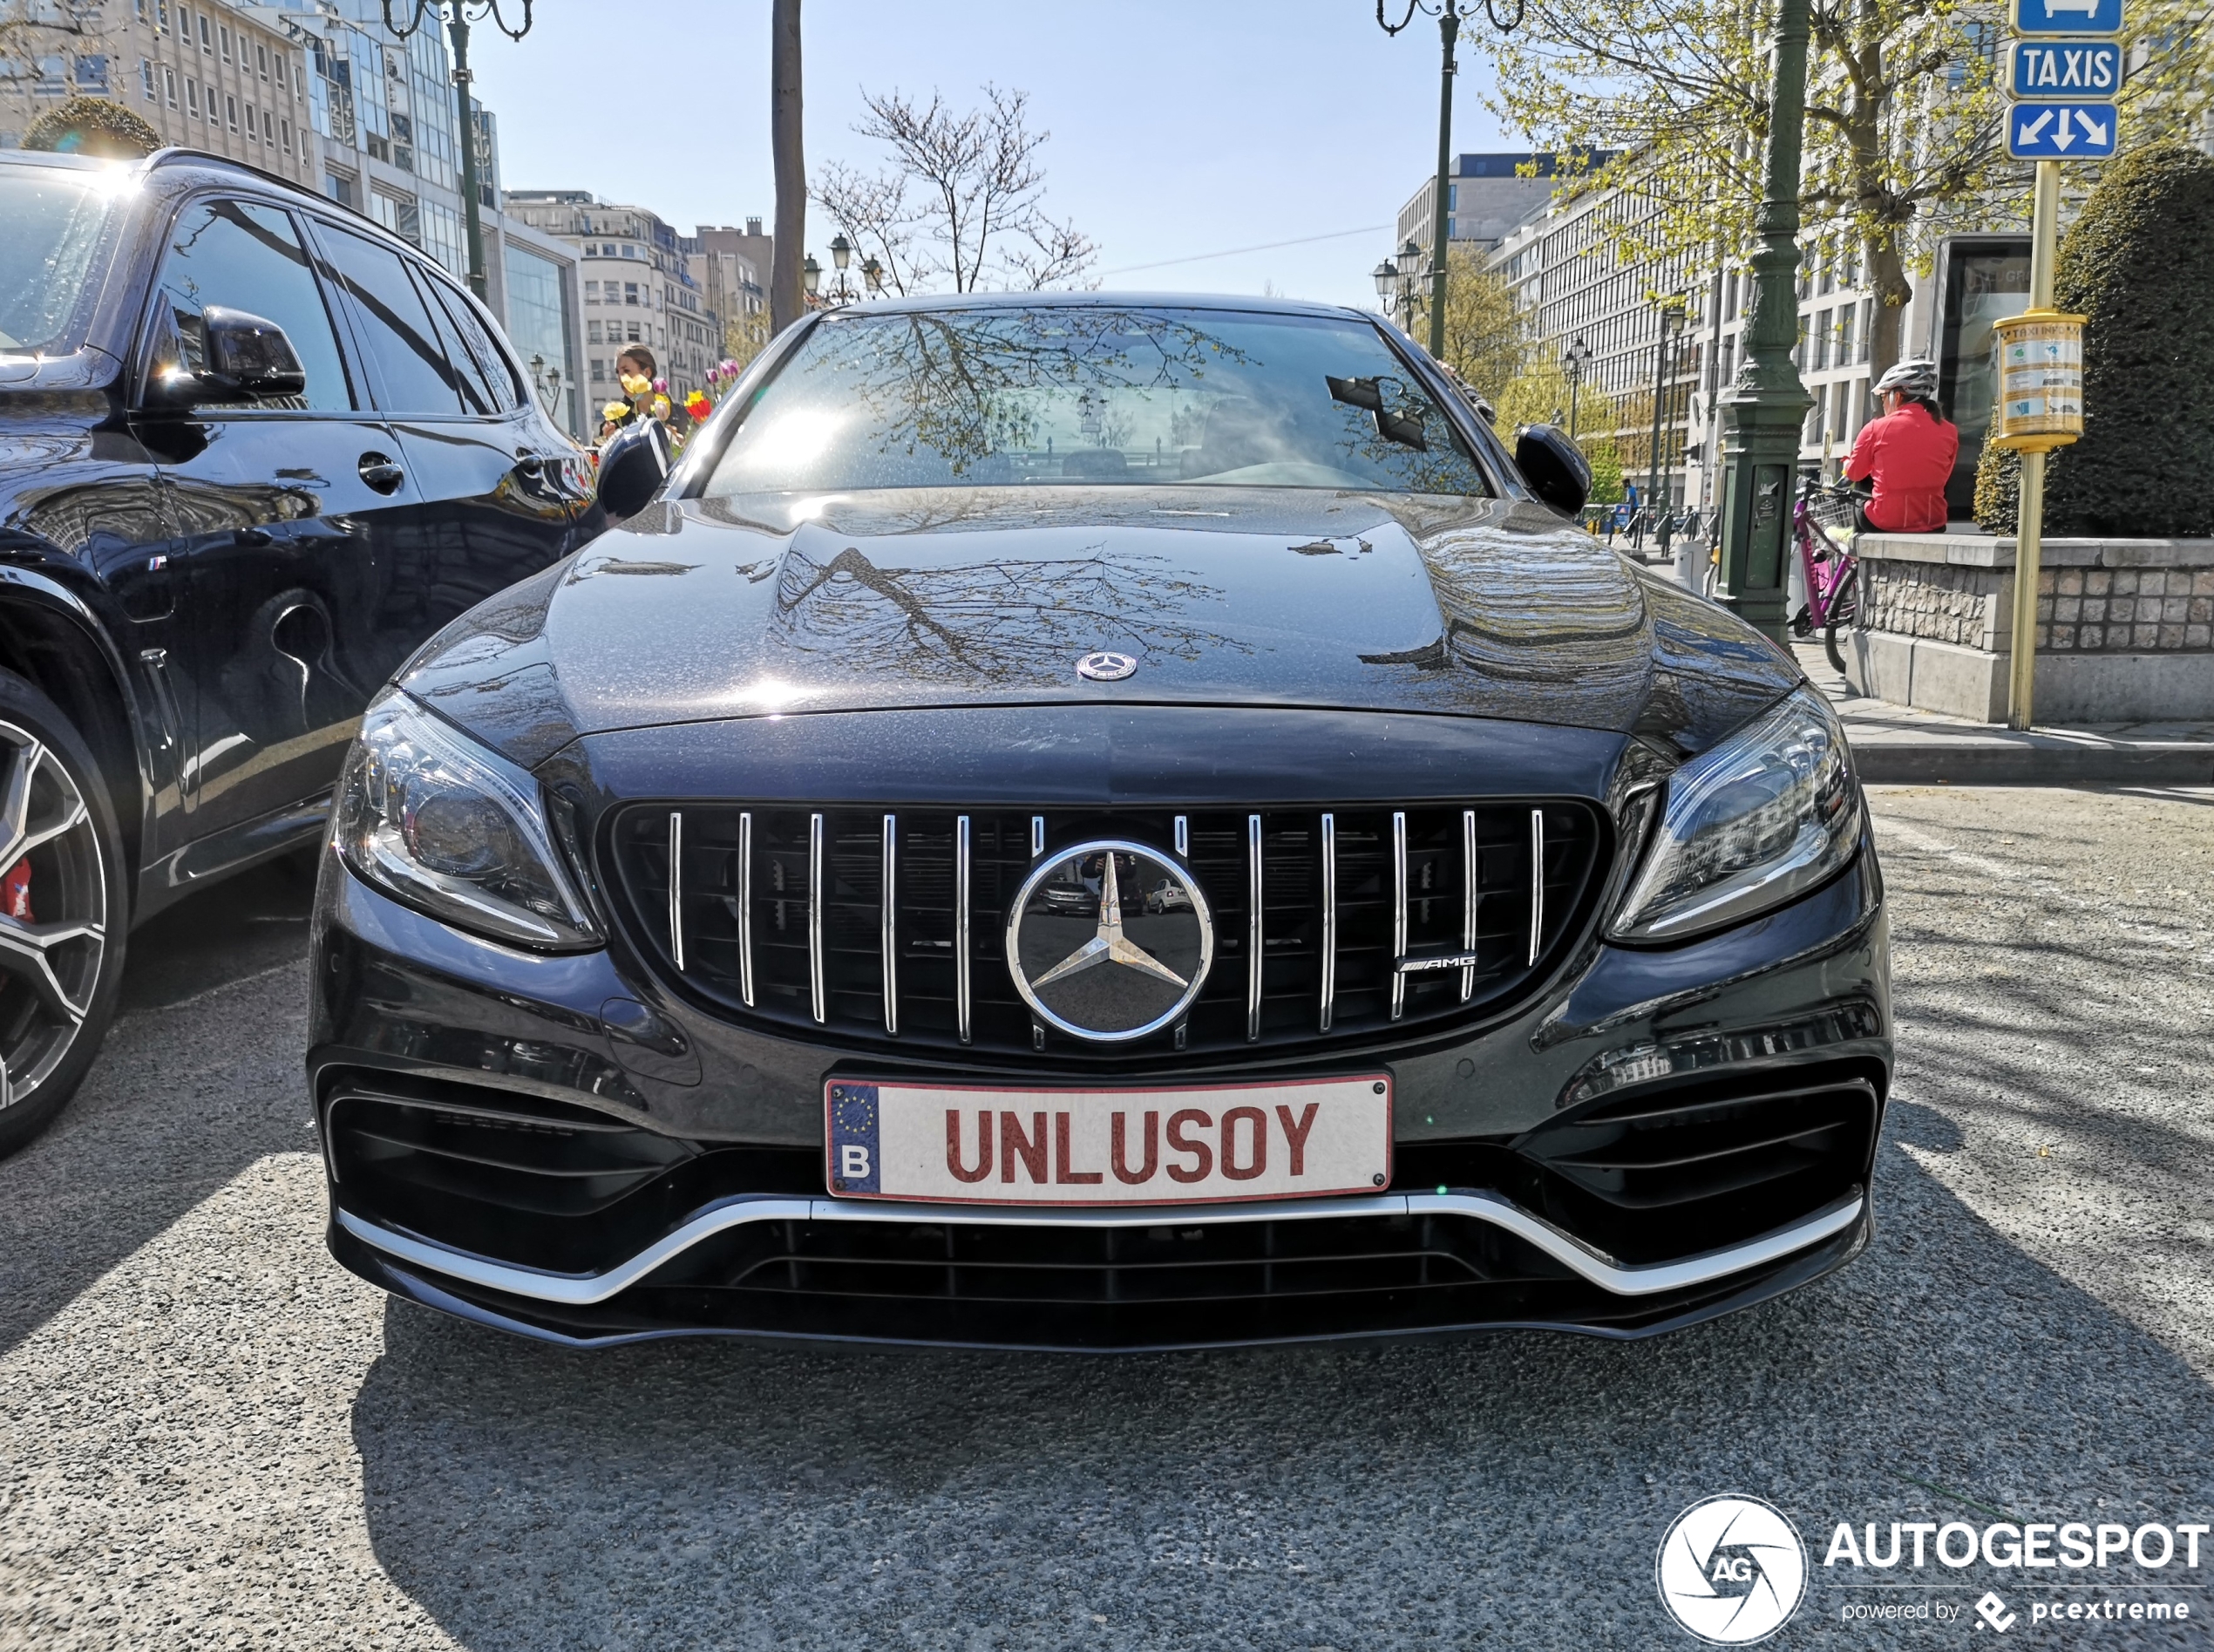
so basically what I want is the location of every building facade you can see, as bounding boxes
[1394,153,1607,262]
[268,0,584,437]
[692,219,771,355]
[501,189,725,415]
[0,0,317,187]
[1488,172,1941,511]
[0,0,586,438]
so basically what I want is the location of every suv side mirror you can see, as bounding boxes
[200,308,306,401]
[597,418,671,520]
[1515,424,1591,518]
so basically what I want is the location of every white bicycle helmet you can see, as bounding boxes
[1873,357,1939,400]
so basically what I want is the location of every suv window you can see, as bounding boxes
[152,198,352,411]
[312,221,466,416]
[0,163,122,355]
[421,275,520,415]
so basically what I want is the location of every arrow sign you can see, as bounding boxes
[2010,0,2122,32]
[2007,40,2122,99]
[2008,99,2119,159]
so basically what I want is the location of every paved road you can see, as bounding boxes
[3,793,2211,1650]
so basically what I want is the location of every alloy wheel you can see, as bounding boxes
[0,718,107,1111]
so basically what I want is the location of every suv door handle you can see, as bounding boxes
[358,453,405,494]
[513,451,545,479]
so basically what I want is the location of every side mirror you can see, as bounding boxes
[1515,424,1591,518]
[200,307,306,401]
[596,418,671,520]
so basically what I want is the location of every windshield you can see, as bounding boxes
[703,305,1495,497]
[0,166,122,355]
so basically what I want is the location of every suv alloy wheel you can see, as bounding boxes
[0,670,128,1158]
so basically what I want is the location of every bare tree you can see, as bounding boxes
[814,85,1098,295]
[769,0,805,333]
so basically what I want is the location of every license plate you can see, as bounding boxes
[824,1076,1392,1206]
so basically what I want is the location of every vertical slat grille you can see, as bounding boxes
[1389,811,1408,1023]
[668,811,684,970]
[808,812,826,1024]
[1246,813,1263,1044]
[954,814,972,1045]
[619,800,1604,1062]
[1319,812,1337,1033]
[1528,808,1545,968]
[880,814,898,1037]
[1460,808,1477,1003]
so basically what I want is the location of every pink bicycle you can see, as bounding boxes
[1788,477,1864,673]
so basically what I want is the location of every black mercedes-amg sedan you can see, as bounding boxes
[310,294,1890,1351]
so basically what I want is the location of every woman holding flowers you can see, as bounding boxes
[599,345,673,444]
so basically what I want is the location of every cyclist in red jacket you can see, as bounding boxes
[1844,357,1959,533]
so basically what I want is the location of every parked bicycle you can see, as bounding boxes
[1790,478,1864,672]
[1702,478,1864,673]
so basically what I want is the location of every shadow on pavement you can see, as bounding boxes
[0,850,319,1360]
[344,1136,2214,1651]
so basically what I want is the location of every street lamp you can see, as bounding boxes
[801,254,821,300]
[1395,238,1423,332]
[382,1,534,303]
[1645,294,1689,527]
[826,233,857,305]
[1372,257,1400,313]
[1712,0,1816,642]
[863,255,885,297]
[1562,336,1592,438]
[526,350,562,422]
[1375,0,1524,360]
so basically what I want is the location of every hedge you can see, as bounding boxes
[1973,142,2214,538]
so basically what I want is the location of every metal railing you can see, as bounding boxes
[1579,504,1719,563]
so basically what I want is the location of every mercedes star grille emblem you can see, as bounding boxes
[1005,837,1212,1043]
[1076,650,1138,682]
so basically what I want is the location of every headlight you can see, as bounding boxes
[1607,686,1862,943]
[334,691,601,951]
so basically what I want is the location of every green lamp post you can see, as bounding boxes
[1377,0,1525,361]
[1712,0,1813,644]
[383,1,535,303]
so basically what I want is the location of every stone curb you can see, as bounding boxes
[1849,736,2214,786]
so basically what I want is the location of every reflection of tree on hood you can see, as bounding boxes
[807,309,1252,476]
[771,542,1250,680]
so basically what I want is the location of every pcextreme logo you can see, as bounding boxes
[1657,1494,1810,1644]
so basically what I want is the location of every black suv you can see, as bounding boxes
[0,146,600,1153]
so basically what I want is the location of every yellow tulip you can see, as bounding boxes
[602,400,629,423]
[620,371,651,398]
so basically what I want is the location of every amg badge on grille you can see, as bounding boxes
[1005,839,1212,1042]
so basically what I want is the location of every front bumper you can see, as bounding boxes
[331,1187,1871,1351]
[309,830,1890,1350]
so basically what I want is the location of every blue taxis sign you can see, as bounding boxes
[2007,39,2122,98]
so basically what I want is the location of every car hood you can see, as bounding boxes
[399,486,1801,771]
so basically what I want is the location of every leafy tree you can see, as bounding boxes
[22,95,158,158]
[1973,142,2214,537]
[814,85,1097,295]
[1403,248,1531,399]
[723,306,773,374]
[1582,435,1628,504]
[1470,0,2211,385]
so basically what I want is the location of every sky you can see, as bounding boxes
[465,0,1522,313]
